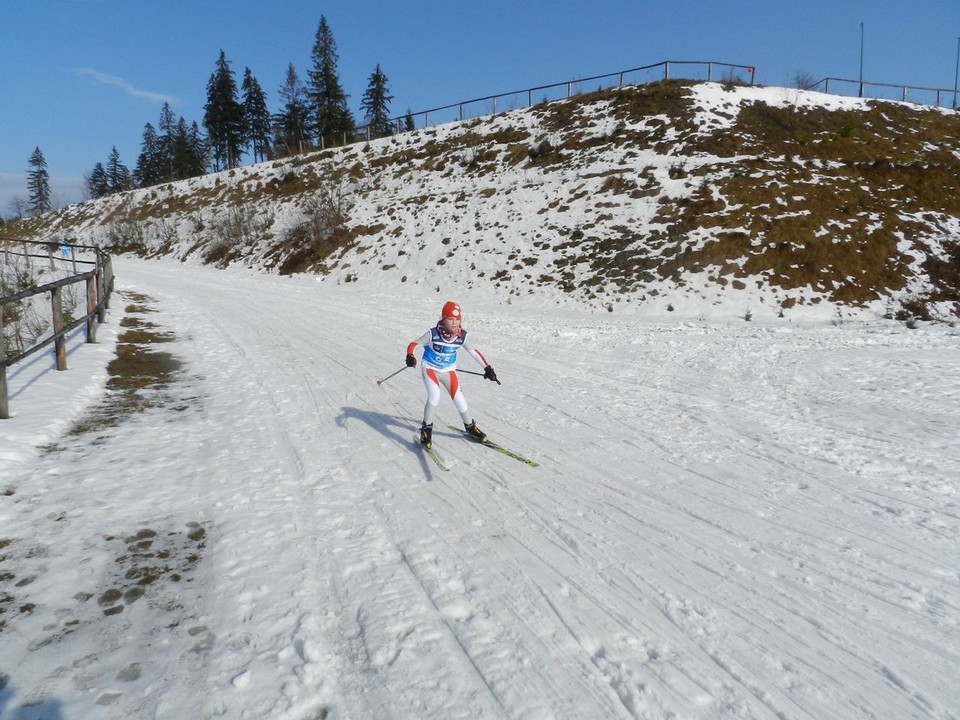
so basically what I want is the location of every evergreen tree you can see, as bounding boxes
[361,64,393,139]
[242,67,272,163]
[85,162,110,199]
[187,121,210,177]
[134,122,164,187]
[403,109,416,133]
[170,118,193,180]
[273,63,311,158]
[306,16,355,147]
[204,50,246,170]
[106,146,132,193]
[158,102,178,181]
[26,147,52,216]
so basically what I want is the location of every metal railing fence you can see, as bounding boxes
[345,60,757,145]
[805,77,958,109]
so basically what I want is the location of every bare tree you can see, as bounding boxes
[793,72,817,90]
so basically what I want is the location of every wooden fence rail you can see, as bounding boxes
[0,239,114,419]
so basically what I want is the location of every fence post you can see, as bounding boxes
[0,308,7,419]
[52,286,67,371]
[665,62,670,80]
[86,275,97,343]
[708,63,713,82]
[105,255,114,309]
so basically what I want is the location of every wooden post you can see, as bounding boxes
[86,275,97,343]
[96,255,106,323]
[52,286,67,371]
[47,243,56,270]
[0,307,8,419]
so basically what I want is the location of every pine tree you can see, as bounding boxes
[306,16,355,148]
[26,147,52,216]
[187,121,209,177]
[134,123,164,187]
[403,109,416,133]
[204,50,246,171]
[242,67,272,163]
[106,146,132,193]
[158,102,177,182]
[361,64,393,139]
[273,63,311,158]
[85,162,110,199]
[170,118,193,180]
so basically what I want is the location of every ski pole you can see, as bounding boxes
[376,367,408,387]
[459,369,502,385]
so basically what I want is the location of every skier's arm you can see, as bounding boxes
[406,331,431,366]
[461,335,488,368]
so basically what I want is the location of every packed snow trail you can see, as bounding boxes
[1,258,958,720]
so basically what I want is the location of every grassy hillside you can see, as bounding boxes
[5,80,960,322]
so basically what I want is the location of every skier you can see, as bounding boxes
[405,301,498,448]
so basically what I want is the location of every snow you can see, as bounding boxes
[2,256,959,720]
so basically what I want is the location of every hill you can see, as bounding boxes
[6,79,960,322]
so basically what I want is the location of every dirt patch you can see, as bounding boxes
[0,521,208,640]
[53,291,190,441]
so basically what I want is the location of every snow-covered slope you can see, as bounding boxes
[1,258,958,719]
[12,80,960,322]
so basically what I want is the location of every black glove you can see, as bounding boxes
[405,353,417,368]
[483,365,497,382]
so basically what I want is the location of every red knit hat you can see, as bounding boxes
[441,301,462,320]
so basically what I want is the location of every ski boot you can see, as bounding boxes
[419,423,433,448]
[464,420,487,443]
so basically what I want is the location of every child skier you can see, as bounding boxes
[405,301,498,448]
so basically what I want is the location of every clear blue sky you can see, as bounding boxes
[2,0,958,217]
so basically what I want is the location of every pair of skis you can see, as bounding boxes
[415,425,539,471]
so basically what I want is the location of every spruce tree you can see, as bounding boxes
[273,64,310,158]
[361,64,393,139]
[403,110,416,133]
[204,50,246,170]
[106,146,132,193]
[242,67,272,163]
[187,122,209,177]
[85,162,110,199]
[158,102,177,181]
[306,16,355,148]
[26,147,52,216]
[134,123,164,187]
[170,118,193,180]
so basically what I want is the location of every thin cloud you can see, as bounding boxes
[75,67,178,105]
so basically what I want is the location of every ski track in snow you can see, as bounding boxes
[1,258,958,720]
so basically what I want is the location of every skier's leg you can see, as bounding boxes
[421,366,442,426]
[447,372,473,425]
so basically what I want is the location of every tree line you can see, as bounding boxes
[13,15,407,218]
